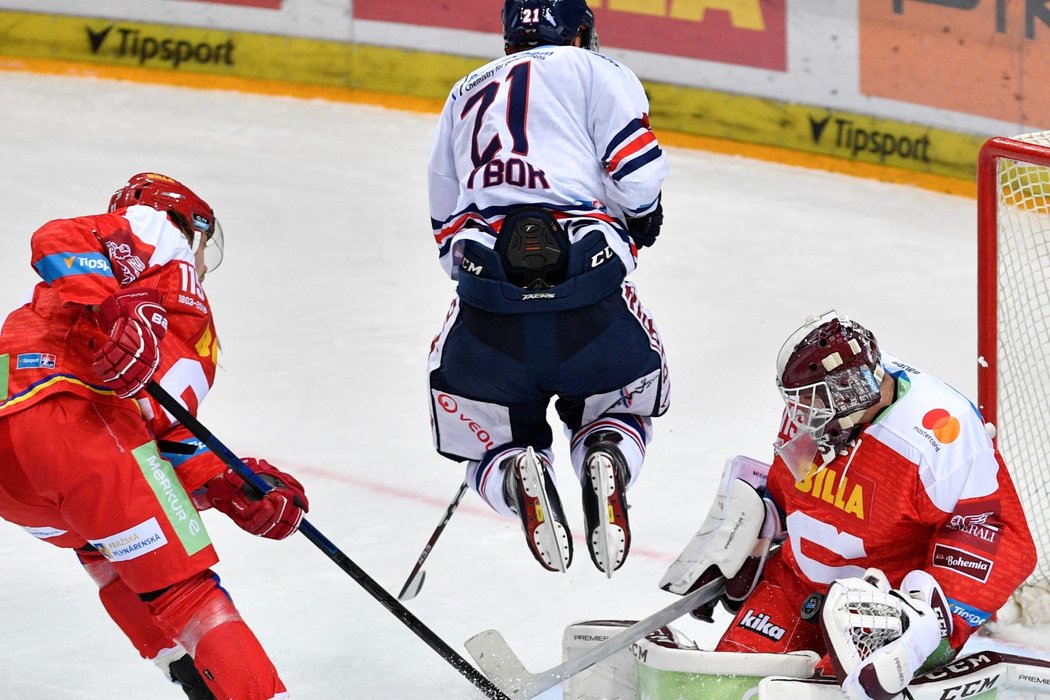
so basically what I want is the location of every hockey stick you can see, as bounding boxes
[398,480,469,601]
[465,576,726,698]
[145,383,509,700]
[758,650,1050,698]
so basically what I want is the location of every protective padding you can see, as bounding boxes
[147,572,286,700]
[659,478,765,595]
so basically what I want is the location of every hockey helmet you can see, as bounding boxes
[774,311,885,479]
[109,172,224,272]
[502,0,599,53]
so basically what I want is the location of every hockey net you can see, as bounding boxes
[978,131,1050,626]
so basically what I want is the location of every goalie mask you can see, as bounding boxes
[109,172,224,272]
[775,311,884,480]
[502,0,599,53]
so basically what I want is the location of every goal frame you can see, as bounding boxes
[976,134,1050,625]
[976,136,1050,426]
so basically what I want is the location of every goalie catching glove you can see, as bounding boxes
[205,458,309,540]
[658,455,786,621]
[92,288,168,398]
[821,568,953,700]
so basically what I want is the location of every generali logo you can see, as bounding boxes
[945,501,1002,555]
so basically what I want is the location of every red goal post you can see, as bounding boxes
[977,132,1050,626]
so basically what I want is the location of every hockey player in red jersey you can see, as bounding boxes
[0,173,308,700]
[426,0,669,577]
[660,311,1036,699]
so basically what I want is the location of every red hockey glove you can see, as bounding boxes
[206,458,309,540]
[91,288,168,398]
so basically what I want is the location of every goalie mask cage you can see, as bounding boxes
[977,131,1050,626]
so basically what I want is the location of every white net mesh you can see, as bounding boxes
[987,131,1050,625]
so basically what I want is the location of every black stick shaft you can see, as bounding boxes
[145,383,509,700]
[398,480,469,600]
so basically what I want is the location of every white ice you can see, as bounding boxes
[0,70,1046,699]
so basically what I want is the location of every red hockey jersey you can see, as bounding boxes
[0,205,224,491]
[768,355,1036,650]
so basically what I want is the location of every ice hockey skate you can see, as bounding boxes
[503,447,573,572]
[581,431,631,576]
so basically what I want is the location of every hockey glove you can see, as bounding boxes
[92,288,168,398]
[659,455,784,621]
[626,195,663,248]
[206,458,309,540]
[821,568,943,700]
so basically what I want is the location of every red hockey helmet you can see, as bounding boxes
[109,172,224,271]
[774,311,884,478]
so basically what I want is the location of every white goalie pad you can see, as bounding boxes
[761,650,1050,699]
[659,455,771,595]
[561,620,818,700]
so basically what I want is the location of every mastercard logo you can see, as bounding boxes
[922,408,961,444]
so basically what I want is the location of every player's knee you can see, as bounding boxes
[76,546,118,588]
[142,570,242,655]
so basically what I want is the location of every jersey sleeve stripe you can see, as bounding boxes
[601,118,648,163]
[623,196,661,217]
[0,374,112,413]
[611,146,664,182]
[606,131,657,174]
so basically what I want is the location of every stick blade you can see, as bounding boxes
[465,629,533,698]
[397,570,426,601]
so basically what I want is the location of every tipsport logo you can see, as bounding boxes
[85,24,236,69]
[808,114,931,164]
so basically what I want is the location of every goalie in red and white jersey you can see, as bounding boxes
[0,174,308,700]
[660,310,1036,700]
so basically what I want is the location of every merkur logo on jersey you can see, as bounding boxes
[738,609,786,640]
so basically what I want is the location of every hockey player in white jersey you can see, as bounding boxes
[426,0,670,576]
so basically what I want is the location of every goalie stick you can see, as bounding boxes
[145,383,509,700]
[465,577,726,698]
[758,650,1050,698]
[398,480,469,601]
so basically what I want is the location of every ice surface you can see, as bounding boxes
[0,70,1045,698]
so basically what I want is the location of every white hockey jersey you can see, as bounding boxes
[428,45,667,281]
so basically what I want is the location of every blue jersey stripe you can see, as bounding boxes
[602,119,646,164]
[612,147,663,182]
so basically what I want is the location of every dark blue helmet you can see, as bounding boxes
[502,0,598,53]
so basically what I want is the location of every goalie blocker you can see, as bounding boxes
[658,455,785,620]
